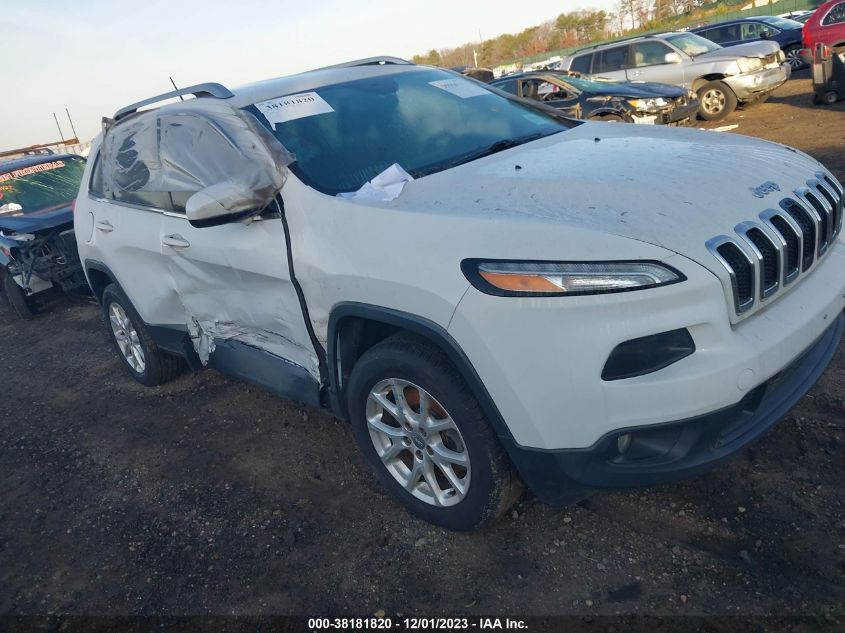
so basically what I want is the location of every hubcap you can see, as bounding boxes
[786,49,803,69]
[366,379,470,507]
[108,302,145,373]
[702,88,726,114]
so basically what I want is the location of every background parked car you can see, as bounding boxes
[490,71,699,124]
[0,154,88,319]
[559,32,790,120]
[779,10,815,23]
[803,0,845,53]
[692,16,806,69]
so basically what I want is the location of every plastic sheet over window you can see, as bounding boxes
[100,101,294,212]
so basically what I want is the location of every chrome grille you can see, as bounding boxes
[707,172,843,316]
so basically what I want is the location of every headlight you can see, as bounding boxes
[461,260,685,296]
[737,57,764,73]
[627,98,669,110]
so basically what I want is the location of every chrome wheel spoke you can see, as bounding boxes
[404,461,423,491]
[431,442,468,466]
[378,439,406,463]
[425,417,453,434]
[367,415,407,439]
[433,458,467,496]
[370,390,401,420]
[421,460,444,506]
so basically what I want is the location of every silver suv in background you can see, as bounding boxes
[559,31,790,120]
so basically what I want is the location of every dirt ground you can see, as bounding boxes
[1,73,844,623]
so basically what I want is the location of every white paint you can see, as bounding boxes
[254,92,334,125]
[76,86,845,455]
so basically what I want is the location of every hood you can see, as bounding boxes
[0,205,73,234]
[696,39,781,60]
[577,80,686,98]
[388,123,833,278]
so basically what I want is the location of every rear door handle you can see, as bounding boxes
[162,234,190,249]
[630,70,643,77]
[95,220,114,233]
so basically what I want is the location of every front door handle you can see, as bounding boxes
[630,70,643,77]
[162,234,190,249]
[95,220,114,233]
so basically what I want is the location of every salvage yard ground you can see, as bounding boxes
[1,74,844,620]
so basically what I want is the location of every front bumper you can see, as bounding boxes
[724,63,791,100]
[631,100,699,126]
[506,312,843,504]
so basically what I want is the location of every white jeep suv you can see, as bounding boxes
[75,57,845,530]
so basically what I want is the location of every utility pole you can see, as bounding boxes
[53,113,65,143]
[65,108,78,140]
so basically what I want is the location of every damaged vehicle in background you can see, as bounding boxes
[0,154,88,319]
[559,32,790,120]
[76,59,844,530]
[489,70,699,124]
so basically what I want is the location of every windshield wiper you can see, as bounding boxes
[411,131,557,178]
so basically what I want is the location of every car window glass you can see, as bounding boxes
[494,79,518,95]
[716,24,740,41]
[742,22,777,39]
[631,41,674,66]
[570,53,593,74]
[823,2,845,24]
[89,151,105,197]
[594,46,630,73]
[252,68,570,195]
[664,32,722,56]
[0,156,86,216]
[698,27,723,43]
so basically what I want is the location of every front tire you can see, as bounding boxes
[697,80,737,121]
[2,270,35,320]
[346,333,522,530]
[101,283,184,386]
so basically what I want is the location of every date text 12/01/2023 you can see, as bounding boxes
[307,617,528,630]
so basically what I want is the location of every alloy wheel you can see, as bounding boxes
[365,378,471,507]
[108,302,146,373]
[701,88,726,115]
[786,48,803,70]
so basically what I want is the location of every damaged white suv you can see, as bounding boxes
[76,58,845,530]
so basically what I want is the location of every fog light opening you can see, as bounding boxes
[617,433,632,455]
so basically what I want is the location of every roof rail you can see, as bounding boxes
[571,32,668,54]
[311,56,413,71]
[113,82,234,121]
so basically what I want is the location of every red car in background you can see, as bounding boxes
[803,0,845,51]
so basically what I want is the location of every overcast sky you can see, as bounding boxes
[2,0,615,149]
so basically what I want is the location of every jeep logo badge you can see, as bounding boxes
[751,181,781,198]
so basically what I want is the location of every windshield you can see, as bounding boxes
[0,156,85,216]
[758,16,803,29]
[664,32,722,56]
[247,68,572,195]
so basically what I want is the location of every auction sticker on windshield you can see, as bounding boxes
[429,79,489,99]
[255,92,334,125]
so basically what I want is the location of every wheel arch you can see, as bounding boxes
[327,302,515,444]
[693,74,728,92]
[84,260,119,302]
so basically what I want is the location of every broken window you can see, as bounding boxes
[100,101,293,215]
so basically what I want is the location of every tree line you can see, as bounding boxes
[411,0,741,68]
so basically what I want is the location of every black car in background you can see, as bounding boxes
[489,71,699,124]
[691,16,806,69]
[0,154,88,318]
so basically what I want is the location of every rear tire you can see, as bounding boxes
[101,283,185,386]
[785,45,804,70]
[697,80,737,121]
[2,270,35,320]
[346,333,522,530]
[822,91,839,105]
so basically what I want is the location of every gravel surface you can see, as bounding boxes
[0,74,843,619]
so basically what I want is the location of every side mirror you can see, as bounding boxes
[759,29,771,39]
[664,52,682,64]
[185,181,262,228]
